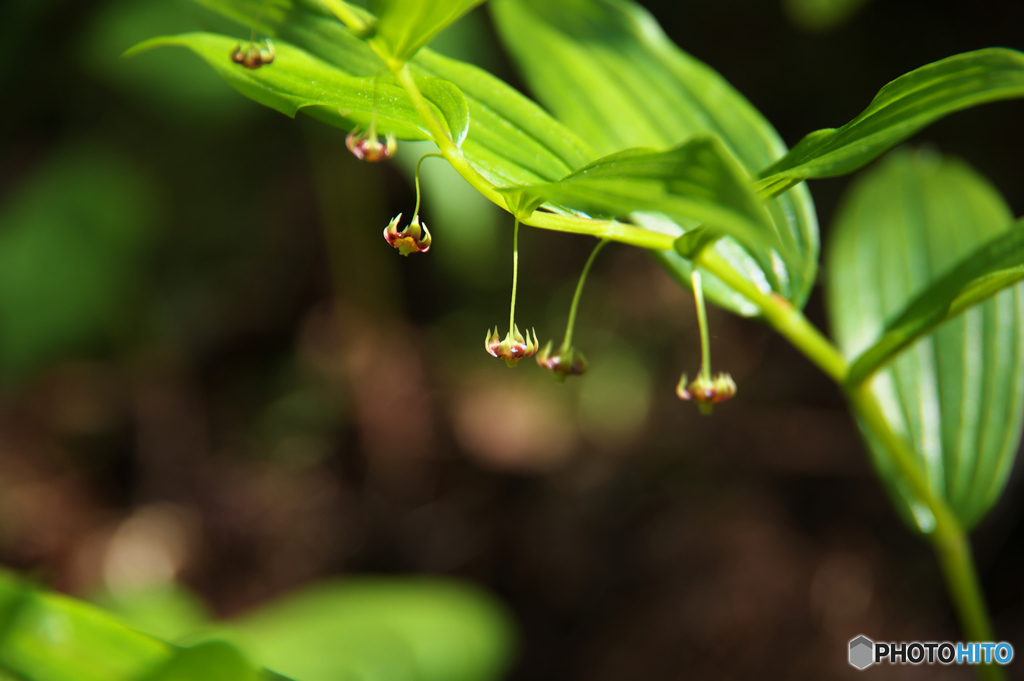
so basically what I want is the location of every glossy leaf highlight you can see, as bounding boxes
[499,138,788,292]
[492,0,819,313]
[174,0,595,187]
[848,220,1024,386]
[760,48,1024,196]
[827,149,1024,530]
[373,0,485,63]
[126,32,470,144]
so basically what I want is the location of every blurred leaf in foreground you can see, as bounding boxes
[195,577,516,681]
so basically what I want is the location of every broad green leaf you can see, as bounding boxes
[499,138,788,290]
[760,48,1024,197]
[0,571,283,681]
[194,577,515,681]
[491,0,819,314]
[0,587,171,681]
[164,0,594,186]
[91,584,212,642]
[140,641,263,681]
[847,220,1024,386]
[827,148,1024,530]
[372,0,485,63]
[126,32,470,145]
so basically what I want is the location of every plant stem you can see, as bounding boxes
[849,386,1000,662]
[562,239,607,349]
[389,63,676,251]
[413,153,442,217]
[509,219,519,333]
[700,249,1002,679]
[695,249,848,383]
[692,270,711,381]
[387,53,1001,670]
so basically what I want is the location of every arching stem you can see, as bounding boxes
[413,153,443,218]
[562,238,608,350]
[509,218,520,333]
[692,270,711,382]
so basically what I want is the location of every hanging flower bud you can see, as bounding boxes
[676,372,737,414]
[384,213,431,256]
[231,39,275,69]
[536,341,588,382]
[346,128,397,162]
[485,325,539,367]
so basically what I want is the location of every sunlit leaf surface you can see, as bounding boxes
[159,0,596,187]
[373,0,486,62]
[827,149,1024,530]
[848,219,1024,386]
[492,0,819,313]
[126,32,470,144]
[759,48,1024,197]
[499,138,788,292]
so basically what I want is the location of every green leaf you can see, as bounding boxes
[140,642,262,681]
[847,220,1024,386]
[126,32,470,144]
[152,0,594,186]
[0,571,284,681]
[491,0,819,314]
[760,48,1024,197]
[499,138,789,291]
[194,577,516,681]
[373,0,485,63]
[827,148,1024,530]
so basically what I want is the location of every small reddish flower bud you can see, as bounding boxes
[346,128,397,162]
[536,341,588,382]
[231,39,274,69]
[485,324,539,367]
[676,372,737,414]
[384,213,431,256]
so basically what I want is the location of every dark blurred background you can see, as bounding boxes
[1,0,1023,678]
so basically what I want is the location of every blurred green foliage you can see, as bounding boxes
[0,570,514,681]
[192,578,516,681]
[0,147,158,384]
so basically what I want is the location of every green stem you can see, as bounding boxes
[389,64,675,251]
[695,249,848,383]
[562,239,607,349]
[692,270,711,381]
[413,153,442,217]
[700,248,1002,679]
[849,386,1000,659]
[320,0,374,37]
[387,49,1000,668]
[509,219,519,333]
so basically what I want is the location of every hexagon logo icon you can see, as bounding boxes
[849,635,874,669]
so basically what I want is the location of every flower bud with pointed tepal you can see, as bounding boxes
[675,270,736,414]
[676,371,737,414]
[486,325,539,367]
[231,38,274,69]
[536,341,588,382]
[346,128,397,162]
[384,213,431,256]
